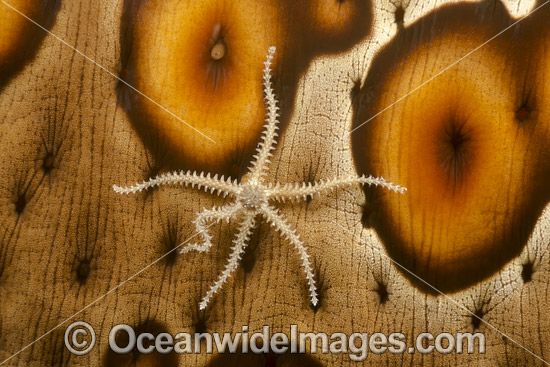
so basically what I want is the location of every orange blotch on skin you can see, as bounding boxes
[0,2,30,60]
[120,0,373,176]
[0,0,59,89]
[310,0,358,33]
[352,1,550,292]
[120,0,282,175]
[287,0,372,54]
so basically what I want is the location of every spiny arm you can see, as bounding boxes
[199,214,256,310]
[260,203,318,306]
[180,202,243,254]
[266,174,406,202]
[113,170,239,197]
[247,46,280,182]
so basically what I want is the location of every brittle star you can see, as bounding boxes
[113,46,406,310]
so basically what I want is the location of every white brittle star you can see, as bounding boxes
[113,47,406,310]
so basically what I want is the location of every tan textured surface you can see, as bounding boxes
[0,0,549,366]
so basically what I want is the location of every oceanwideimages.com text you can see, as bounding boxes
[106,324,486,361]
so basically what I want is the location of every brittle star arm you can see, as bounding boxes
[199,213,257,310]
[181,202,243,254]
[112,170,240,197]
[266,174,407,202]
[247,46,280,183]
[259,203,318,306]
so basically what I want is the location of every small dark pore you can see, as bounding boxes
[440,119,470,185]
[242,225,261,273]
[194,314,208,334]
[521,261,533,283]
[241,246,257,273]
[395,5,405,28]
[449,127,466,153]
[15,195,26,214]
[375,281,389,304]
[77,259,91,285]
[471,308,484,330]
[162,223,180,267]
[164,244,178,267]
[42,152,55,173]
[350,78,362,102]
[516,105,529,123]
[309,299,321,313]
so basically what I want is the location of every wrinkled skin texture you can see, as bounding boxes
[0,1,549,366]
